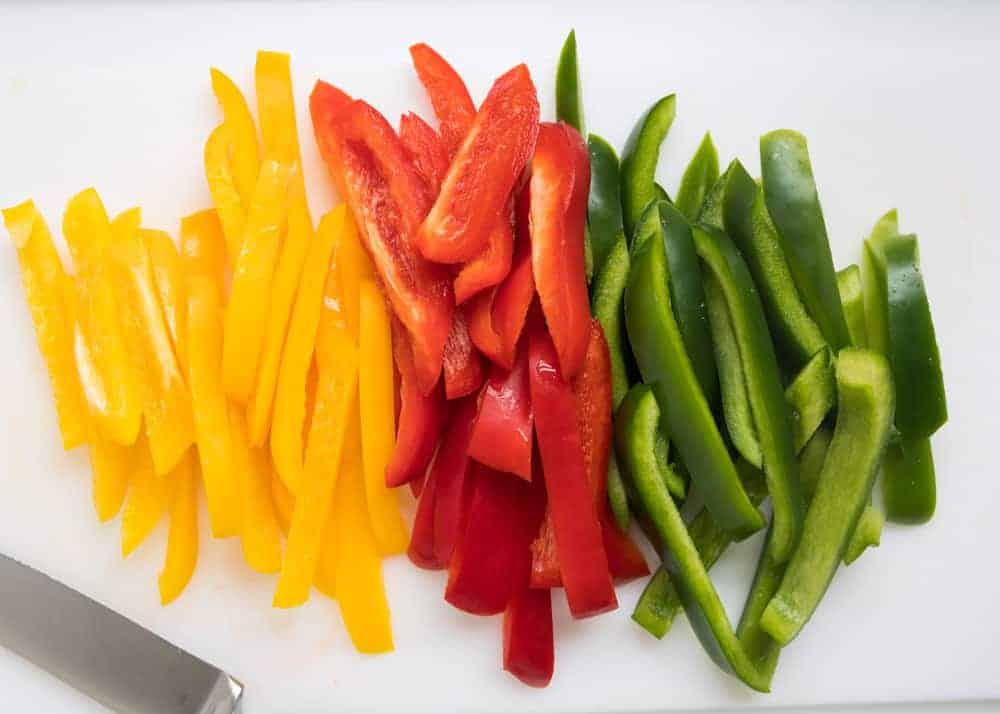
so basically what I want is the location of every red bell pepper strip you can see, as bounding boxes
[468,345,532,480]
[431,395,478,563]
[530,122,591,379]
[442,311,484,400]
[454,206,515,305]
[502,466,553,688]
[309,81,353,198]
[417,65,539,264]
[387,320,446,488]
[445,462,532,615]
[314,97,454,393]
[408,459,442,569]
[491,186,536,369]
[399,112,449,198]
[408,43,476,159]
[466,292,505,366]
[528,325,616,618]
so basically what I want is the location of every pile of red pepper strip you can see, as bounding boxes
[310,43,647,687]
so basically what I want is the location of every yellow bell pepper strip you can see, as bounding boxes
[273,327,358,608]
[337,212,374,337]
[247,180,312,446]
[271,471,294,535]
[186,275,241,538]
[256,51,301,162]
[222,155,292,404]
[180,209,227,302]
[358,279,409,555]
[3,200,88,450]
[121,435,168,558]
[270,206,345,489]
[334,409,394,654]
[228,404,282,573]
[204,125,248,263]
[314,515,337,599]
[63,188,143,445]
[144,229,188,373]
[88,422,132,523]
[158,449,199,605]
[108,211,195,476]
[210,67,260,205]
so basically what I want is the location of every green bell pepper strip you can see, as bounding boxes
[697,165,730,230]
[722,159,826,368]
[691,225,804,564]
[837,264,867,348]
[760,130,851,351]
[784,346,835,453]
[620,95,676,239]
[606,449,630,531]
[675,132,719,221]
[616,385,769,692]
[654,182,671,204]
[861,209,898,355]
[704,271,761,467]
[555,29,584,135]
[882,434,936,525]
[625,214,763,538]
[587,134,625,278]
[591,235,631,409]
[655,432,686,500]
[844,505,884,565]
[760,348,895,646]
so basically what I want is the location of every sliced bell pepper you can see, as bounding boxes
[309,80,354,199]
[455,206,515,305]
[320,98,454,393]
[409,43,477,159]
[615,384,769,692]
[145,229,188,373]
[222,155,292,403]
[3,200,88,450]
[862,209,899,355]
[87,422,131,523]
[883,434,936,525]
[697,165,729,230]
[399,112,449,197]
[63,188,143,446]
[586,134,625,280]
[180,209,227,302]
[203,125,248,263]
[692,224,803,563]
[837,264,867,348]
[210,67,260,206]
[247,180,312,446]
[430,395,478,564]
[387,319,446,487]
[606,451,630,531]
[442,311,484,399]
[468,345,532,480]
[358,279,409,554]
[491,197,536,369]
[158,449,199,605]
[270,206,345,490]
[466,292,505,367]
[760,348,894,645]
[722,159,826,369]
[256,51,301,162]
[844,504,884,566]
[555,29,585,135]
[590,234,630,409]
[334,407,394,654]
[620,95,676,238]
[785,346,835,453]
[625,221,764,538]
[528,326,617,618]
[228,404,282,574]
[314,511,337,599]
[531,121,591,379]
[675,132,719,222]
[121,435,168,558]
[273,322,358,608]
[417,65,539,264]
[760,130,851,350]
[408,456,441,570]
[108,211,195,476]
[271,470,294,535]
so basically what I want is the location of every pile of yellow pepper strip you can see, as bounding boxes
[2,51,407,655]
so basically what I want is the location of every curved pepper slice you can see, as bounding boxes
[760,130,850,350]
[408,455,441,570]
[3,200,88,450]
[145,230,188,373]
[529,326,617,618]
[229,404,282,573]
[491,195,536,369]
[63,189,143,446]
[409,43,477,159]
[399,112,449,197]
[121,435,168,558]
[466,291,505,366]
[531,122,591,379]
[620,95,676,238]
[431,396,478,564]
[590,234,630,409]
[455,206,515,305]
[626,220,764,538]
[203,125,247,264]
[837,264,867,348]
[222,156,292,403]
[468,346,532,480]
[109,212,195,476]
[159,449,199,606]
[615,384,769,692]
[760,349,894,645]
[309,81,354,199]
[442,311,484,400]
[417,64,539,264]
[270,207,344,490]
[256,51,300,161]
[210,67,260,205]
[675,132,719,222]
[555,29,584,135]
[180,210,227,302]
[785,346,835,453]
[586,134,625,280]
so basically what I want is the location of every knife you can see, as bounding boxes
[0,553,243,714]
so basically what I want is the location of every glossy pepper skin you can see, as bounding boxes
[675,132,719,222]
[430,396,479,564]
[399,112,449,197]
[417,65,539,264]
[408,43,477,159]
[620,95,676,239]
[555,29,585,135]
[625,217,764,539]
[531,122,592,379]
[615,385,769,692]
[586,135,626,280]
[468,347,533,480]
[760,130,851,351]
[441,311,484,399]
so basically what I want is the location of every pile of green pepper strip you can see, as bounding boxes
[555,28,948,691]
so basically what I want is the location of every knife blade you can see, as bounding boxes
[0,553,242,714]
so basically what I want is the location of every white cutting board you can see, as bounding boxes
[0,1,997,712]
